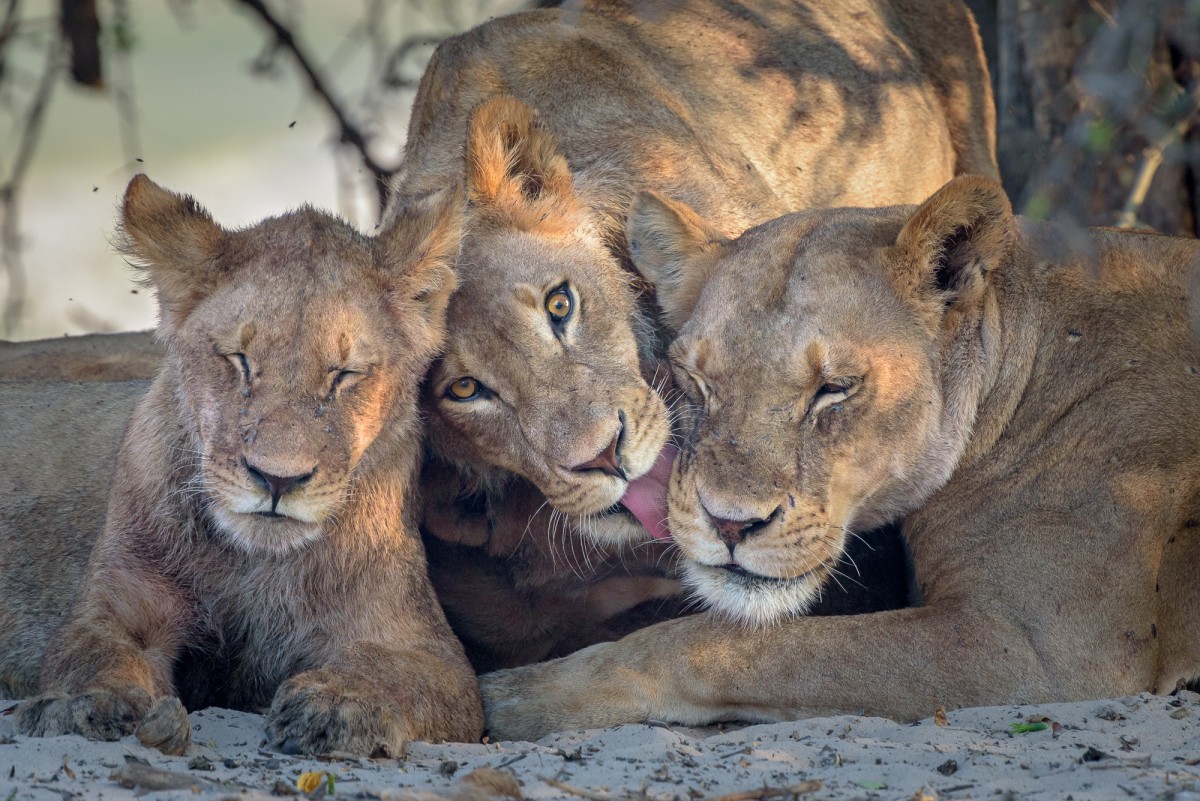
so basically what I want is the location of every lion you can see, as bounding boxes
[396,0,999,550]
[0,331,162,382]
[477,175,1200,740]
[7,175,483,756]
[0,376,906,677]
[2,0,988,674]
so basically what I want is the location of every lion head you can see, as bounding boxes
[415,97,674,545]
[630,177,1014,624]
[119,175,461,554]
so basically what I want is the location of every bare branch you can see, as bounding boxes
[232,0,397,216]
[1116,82,1200,228]
[0,33,61,336]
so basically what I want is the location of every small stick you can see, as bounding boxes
[109,762,216,793]
[542,778,623,801]
[542,777,822,801]
[698,781,822,801]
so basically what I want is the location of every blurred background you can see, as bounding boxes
[1,0,1197,341]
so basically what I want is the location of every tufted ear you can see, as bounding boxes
[116,174,229,334]
[627,190,730,332]
[890,175,1014,331]
[377,185,464,335]
[464,96,580,230]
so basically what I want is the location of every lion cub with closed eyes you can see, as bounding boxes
[13,176,482,756]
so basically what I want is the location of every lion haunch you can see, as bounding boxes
[12,175,483,756]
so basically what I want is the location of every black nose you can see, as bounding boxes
[242,457,316,511]
[570,411,627,480]
[704,505,782,556]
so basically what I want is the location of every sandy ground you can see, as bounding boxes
[0,692,1197,801]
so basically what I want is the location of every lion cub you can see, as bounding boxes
[15,176,482,755]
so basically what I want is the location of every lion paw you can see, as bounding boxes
[135,696,191,755]
[16,686,152,741]
[264,671,412,757]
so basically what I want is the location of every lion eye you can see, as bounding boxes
[226,352,251,384]
[447,377,483,401]
[545,285,573,324]
[810,378,861,418]
[330,368,365,393]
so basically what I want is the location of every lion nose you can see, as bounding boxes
[703,503,782,556]
[242,457,316,511]
[570,411,627,480]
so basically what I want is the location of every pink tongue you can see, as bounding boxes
[619,443,679,541]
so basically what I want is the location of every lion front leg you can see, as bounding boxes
[264,641,483,757]
[17,567,189,753]
[481,604,1051,741]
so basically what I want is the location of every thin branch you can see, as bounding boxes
[232,0,396,216]
[1116,82,1200,229]
[1,33,60,336]
[109,0,142,165]
[0,0,20,53]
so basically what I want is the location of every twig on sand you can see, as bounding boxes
[542,777,822,801]
[543,778,622,801]
[109,762,217,793]
[698,781,822,801]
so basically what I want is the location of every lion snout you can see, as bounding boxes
[703,502,783,557]
[241,455,317,512]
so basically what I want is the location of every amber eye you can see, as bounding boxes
[447,377,481,401]
[545,287,573,323]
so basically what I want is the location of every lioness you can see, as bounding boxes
[478,175,1200,740]
[10,175,483,755]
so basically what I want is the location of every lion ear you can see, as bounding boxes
[377,185,463,335]
[116,174,228,334]
[465,96,577,221]
[628,190,730,332]
[891,175,1013,330]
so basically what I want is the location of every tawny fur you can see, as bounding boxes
[7,175,482,756]
[398,0,998,543]
[1,0,992,671]
[0,332,163,382]
[479,176,1200,740]
[404,0,995,659]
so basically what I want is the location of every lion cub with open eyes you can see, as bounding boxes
[14,176,482,756]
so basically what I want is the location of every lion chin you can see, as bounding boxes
[209,508,325,555]
[680,562,828,627]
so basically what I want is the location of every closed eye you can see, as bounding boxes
[225,352,251,384]
[330,367,368,394]
[809,377,861,418]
